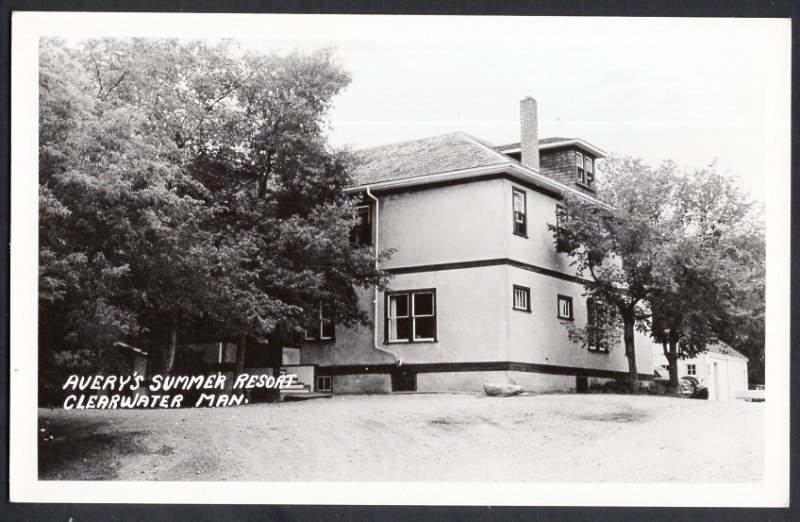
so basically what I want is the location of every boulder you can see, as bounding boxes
[483,383,523,397]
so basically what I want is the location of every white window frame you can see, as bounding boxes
[304,305,335,341]
[584,156,594,184]
[513,285,531,312]
[386,289,437,343]
[557,295,573,320]
[512,187,527,236]
[687,364,697,376]
[576,151,585,184]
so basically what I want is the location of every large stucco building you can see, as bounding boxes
[298,97,653,393]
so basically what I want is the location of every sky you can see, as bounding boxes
[30,14,793,202]
[236,15,789,203]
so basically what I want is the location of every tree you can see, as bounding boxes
[648,165,763,391]
[550,155,765,393]
[550,157,675,391]
[38,38,391,401]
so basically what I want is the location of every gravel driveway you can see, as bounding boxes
[38,393,763,482]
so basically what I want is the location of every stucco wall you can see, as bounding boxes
[301,266,509,367]
[300,286,388,367]
[379,179,507,269]
[505,266,652,375]
[503,179,582,276]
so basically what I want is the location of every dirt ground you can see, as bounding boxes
[38,393,763,482]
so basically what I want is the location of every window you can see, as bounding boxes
[557,295,573,320]
[316,375,332,392]
[586,297,608,352]
[304,303,335,341]
[350,205,372,245]
[392,371,417,392]
[555,204,569,251]
[513,285,531,312]
[512,188,527,236]
[386,289,436,343]
[576,152,585,184]
[584,156,594,185]
[687,364,696,376]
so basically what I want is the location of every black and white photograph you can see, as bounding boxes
[9,12,790,506]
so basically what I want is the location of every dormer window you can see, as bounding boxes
[576,152,586,185]
[585,156,594,185]
[575,151,595,189]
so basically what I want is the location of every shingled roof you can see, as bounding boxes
[705,341,748,360]
[495,137,573,150]
[352,132,511,186]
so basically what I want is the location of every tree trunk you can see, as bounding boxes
[257,152,272,199]
[235,334,247,376]
[623,314,638,393]
[162,311,178,374]
[666,340,679,394]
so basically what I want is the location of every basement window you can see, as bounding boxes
[513,285,531,312]
[513,187,527,237]
[304,303,335,341]
[557,295,573,320]
[316,375,332,392]
[386,289,436,343]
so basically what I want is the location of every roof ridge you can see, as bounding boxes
[355,131,464,153]
[455,132,515,165]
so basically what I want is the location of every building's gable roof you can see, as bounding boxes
[705,341,748,360]
[352,132,511,186]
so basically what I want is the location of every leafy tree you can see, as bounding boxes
[550,157,675,391]
[550,156,764,392]
[648,166,764,391]
[38,38,390,401]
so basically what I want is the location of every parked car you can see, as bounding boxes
[679,376,709,399]
[750,384,765,402]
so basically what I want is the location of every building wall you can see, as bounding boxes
[653,347,749,401]
[301,265,509,367]
[506,266,652,375]
[417,371,575,393]
[504,178,579,276]
[540,148,577,186]
[378,178,507,269]
[540,147,597,196]
[677,353,748,401]
[301,175,653,393]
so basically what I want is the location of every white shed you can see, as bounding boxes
[653,342,749,401]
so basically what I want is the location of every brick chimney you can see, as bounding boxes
[520,96,539,170]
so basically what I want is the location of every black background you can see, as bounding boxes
[1,1,797,520]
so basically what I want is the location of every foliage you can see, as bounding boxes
[549,155,765,391]
[39,38,390,402]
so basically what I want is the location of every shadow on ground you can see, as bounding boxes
[38,417,152,480]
